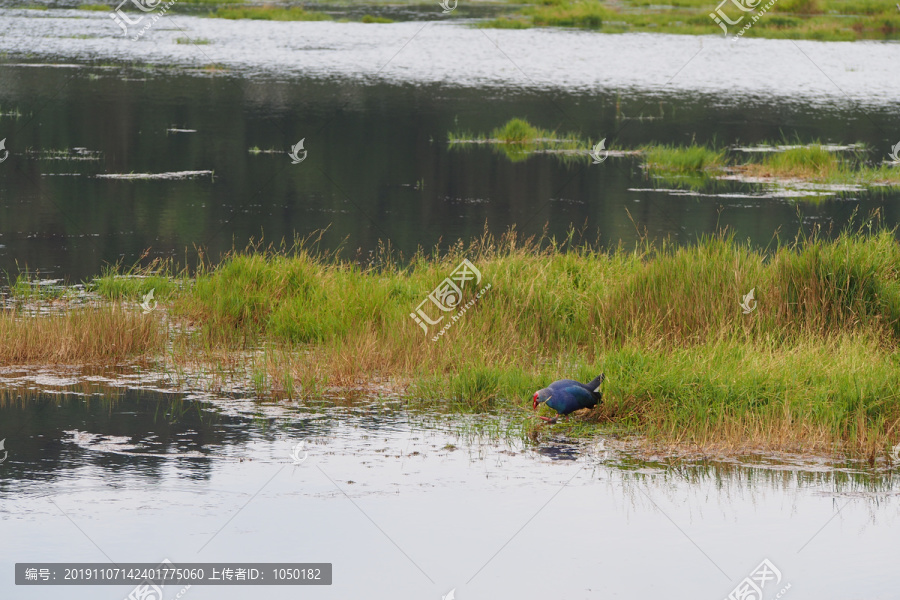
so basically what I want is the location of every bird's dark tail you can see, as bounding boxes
[587,373,605,393]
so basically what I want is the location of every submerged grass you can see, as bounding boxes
[6,222,900,458]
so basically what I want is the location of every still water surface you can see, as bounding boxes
[1,384,899,599]
[0,13,899,280]
[1,14,900,598]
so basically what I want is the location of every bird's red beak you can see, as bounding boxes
[532,393,538,410]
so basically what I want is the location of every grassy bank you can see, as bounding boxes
[483,0,900,41]
[4,224,900,459]
[210,6,331,21]
[61,0,900,39]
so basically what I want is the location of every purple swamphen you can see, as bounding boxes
[532,374,605,422]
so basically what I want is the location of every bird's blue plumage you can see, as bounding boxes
[534,374,605,417]
[546,385,598,414]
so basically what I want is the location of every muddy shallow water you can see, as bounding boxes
[1,384,899,599]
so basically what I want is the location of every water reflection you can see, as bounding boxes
[1,386,899,599]
[0,32,899,280]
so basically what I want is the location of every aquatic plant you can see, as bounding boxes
[449,118,593,163]
[641,143,727,174]
[634,141,900,192]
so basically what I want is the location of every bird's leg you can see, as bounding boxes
[539,416,557,423]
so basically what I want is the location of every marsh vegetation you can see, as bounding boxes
[4,220,900,460]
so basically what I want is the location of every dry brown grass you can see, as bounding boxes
[0,306,166,365]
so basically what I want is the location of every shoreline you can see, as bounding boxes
[5,0,899,42]
[3,226,900,461]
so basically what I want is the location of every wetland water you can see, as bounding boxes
[2,9,900,599]
[1,383,899,599]
[0,13,899,279]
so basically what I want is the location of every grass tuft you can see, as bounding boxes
[642,143,726,174]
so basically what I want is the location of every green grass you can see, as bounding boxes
[179,0,244,4]
[211,6,331,21]
[7,274,69,302]
[361,14,394,23]
[638,143,728,189]
[65,0,898,40]
[77,4,110,10]
[480,0,900,41]
[642,143,726,174]
[176,37,212,44]
[763,145,839,174]
[449,117,594,163]
[448,124,900,190]
[737,144,900,187]
[634,141,900,191]
[75,222,900,458]
[88,274,178,302]
[491,117,543,143]
[527,0,613,28]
